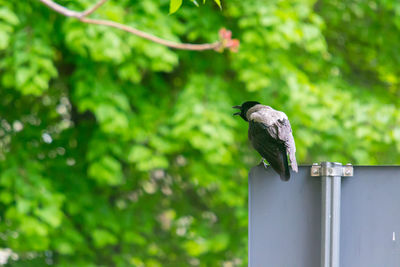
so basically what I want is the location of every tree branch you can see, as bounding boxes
[79,17,221,50]
[38,0,238,51]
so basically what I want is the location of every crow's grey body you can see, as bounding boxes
[234,102,298,181]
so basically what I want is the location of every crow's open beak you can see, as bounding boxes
[232,105,241,116]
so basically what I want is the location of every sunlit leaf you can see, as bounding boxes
[169,0,182,14]
[213,0,222,9]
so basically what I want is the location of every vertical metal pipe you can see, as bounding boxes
[321,174,332,267]
[319,162,342,267]
[312,162,352,267]
[330,175,341,267]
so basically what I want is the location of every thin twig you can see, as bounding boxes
[80,0,108,18]
[39,0,223,51]
[40,0,81,17]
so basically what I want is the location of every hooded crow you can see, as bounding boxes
[233,101,298,181]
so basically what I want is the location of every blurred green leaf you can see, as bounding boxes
[169,0,182,14]
[92,229,118,248]
[88,156,123,185]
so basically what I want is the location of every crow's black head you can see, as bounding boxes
[233,101,260,121]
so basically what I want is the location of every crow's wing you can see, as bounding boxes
[248,120,290,181]
[270,118,298,172]
[276,119,298,172]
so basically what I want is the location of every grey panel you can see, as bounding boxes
[341,166,400,267]
[249,164,321,267]
[249,165,400,267]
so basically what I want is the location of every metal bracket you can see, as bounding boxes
[311,162,353,177]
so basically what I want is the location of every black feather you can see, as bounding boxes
[248,121,290,181]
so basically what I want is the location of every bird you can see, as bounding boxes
[233,101,298,181]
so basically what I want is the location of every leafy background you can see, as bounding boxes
[1,0,400,266]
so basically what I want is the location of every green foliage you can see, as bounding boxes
[0,0,400,266]
[169,0,222,14]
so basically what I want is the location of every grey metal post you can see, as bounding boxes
[321,168,332,266]
[311,162,353,267]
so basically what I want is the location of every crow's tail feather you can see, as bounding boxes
[279,149,290,181]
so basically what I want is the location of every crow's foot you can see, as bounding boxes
[259,159,269,169]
